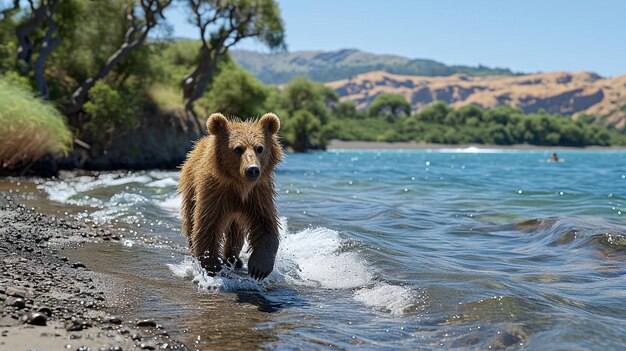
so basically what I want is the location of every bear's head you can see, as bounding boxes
[207,112,282,186]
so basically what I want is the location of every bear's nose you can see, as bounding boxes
[245,165,260,181]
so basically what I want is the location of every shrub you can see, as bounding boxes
[0,77,72,167]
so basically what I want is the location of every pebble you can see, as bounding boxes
[136,319,157,327]
[5,287,27,298]
[140,343,156,350]
[37,306,53,316]
[9,298,26,309]
[105,315,122,324]
[23,311,47,326]
[72,262,87,269]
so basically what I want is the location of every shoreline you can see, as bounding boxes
[326,140,626,151]
[0,195,189,351]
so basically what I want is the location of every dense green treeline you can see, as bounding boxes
[325,100,625,147]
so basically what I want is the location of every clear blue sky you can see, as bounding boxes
[167,0,625,77]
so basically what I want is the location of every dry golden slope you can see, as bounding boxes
[326,71,626,128]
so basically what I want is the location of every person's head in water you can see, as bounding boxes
[551,152,559,161]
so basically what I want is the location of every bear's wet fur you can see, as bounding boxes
[178,112,282,280]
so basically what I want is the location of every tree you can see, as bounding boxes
[333,100,363,119]
[66,0,172,115]
[367,93,411,119]
[284,110,321,152]
[281,77,329,122]
[202,61,268,117]
[183,0,285,115]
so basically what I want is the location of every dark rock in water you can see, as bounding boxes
[105,315,122,324]
[136,319,157,327]
[66,318,92,331]
[9,298,26,309]
[23,311,47,326]
[140,343,156,350]
[37,306,52,316]
[5,287,27,298]
[72,262,87,269]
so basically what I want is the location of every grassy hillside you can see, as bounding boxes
[231,49,516,84]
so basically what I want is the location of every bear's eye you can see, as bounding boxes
[233,146,244,155]
[255,145,264,154]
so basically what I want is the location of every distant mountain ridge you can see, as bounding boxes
[325,71,626,128]
[231,49,516,84]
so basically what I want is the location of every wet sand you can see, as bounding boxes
[0,195,188,351]
[327,140,626,150]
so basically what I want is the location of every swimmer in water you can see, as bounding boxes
[550,153,559,162]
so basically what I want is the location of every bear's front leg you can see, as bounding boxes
[248,233,279,280]
[191,204,229,276]
[224,221,244,269]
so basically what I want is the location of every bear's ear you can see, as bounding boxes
[207,113,228,135]
[259,113,280,135]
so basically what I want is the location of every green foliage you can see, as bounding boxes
[333,100,365,119]
[367,93,411,119]
[283,110,322,150]
[2,71,32,92]
[262,77,334,150]
[0,77,72,166]
[201,61,268,118]
[83,81,137,134]
[280,77,330,123]
[404,102,623,146]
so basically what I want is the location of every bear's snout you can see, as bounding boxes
[245,165,260,181]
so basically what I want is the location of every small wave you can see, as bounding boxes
[39,173,154,203]
[354,283,413,316]
[437,146,513,153]
[146,178,179,188]
[156,194,182,216]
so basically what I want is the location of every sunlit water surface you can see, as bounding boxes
[3,149,626,350]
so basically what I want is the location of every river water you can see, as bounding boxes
[3,149,626,350]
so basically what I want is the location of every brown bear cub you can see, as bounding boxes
[178,113,282,280]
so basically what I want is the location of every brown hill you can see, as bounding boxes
[326,71,626,128]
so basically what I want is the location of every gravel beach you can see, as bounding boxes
[0,195,189,351]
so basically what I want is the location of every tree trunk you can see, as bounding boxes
[15,1,51,75]
[182,43,223,113]
[33,0,60,99]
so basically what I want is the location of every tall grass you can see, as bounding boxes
[0,77,73,168]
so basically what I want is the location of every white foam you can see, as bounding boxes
[39,173,154,203]
[276,226,373,289]
[437,146,508,153]
[157,194,182,215]
[167,256,262,291]
[354,284,413,316]
[147,170,179,180]
[146,178,178,188]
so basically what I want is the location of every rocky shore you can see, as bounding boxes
[0,195,189,351]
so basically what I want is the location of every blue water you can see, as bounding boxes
[12,149,626,350]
